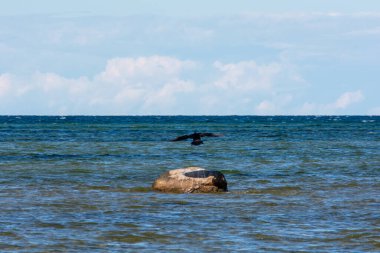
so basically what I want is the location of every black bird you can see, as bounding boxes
[171,132,221,145]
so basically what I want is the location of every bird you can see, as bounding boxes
[170,132,222,145]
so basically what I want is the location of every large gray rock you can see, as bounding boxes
[152,167,228,193]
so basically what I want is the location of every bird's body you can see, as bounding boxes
[171,132,221,145]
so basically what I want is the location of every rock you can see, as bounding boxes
[152,167,228,193]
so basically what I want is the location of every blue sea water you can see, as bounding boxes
[0,116,379,252]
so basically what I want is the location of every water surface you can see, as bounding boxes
[0,116,379,252]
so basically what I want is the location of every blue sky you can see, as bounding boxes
[1,0,379,115]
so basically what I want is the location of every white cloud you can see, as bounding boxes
[0,56,201,114]
[298,90,365,115]
[255,94,293,115]
[0,74,11,97]
[2,57,371,116]
[92,56,197,114]
[333,90,364,109]
[208,60,302,115]
[0,56,308,115]
[113,87,145,105]
[298,102,317,115]
[34,72,90,97]
[240,11,380,21]
[142,79,195,113]
[346,26,380,36]
[256,100,276,114]
[97,56,195,84]
[213,61,282,91]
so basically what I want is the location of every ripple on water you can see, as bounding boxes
[78,185,152,193]
[34,221,66,229]
[247,232,282,242]
[316,228,380,251]
[96,231,174,244]
[0,231,21,239]
[243,186,303,196]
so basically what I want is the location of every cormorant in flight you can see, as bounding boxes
[171,132,221,145]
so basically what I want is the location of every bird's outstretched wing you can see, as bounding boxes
[200,133,222,137]
[171,134,191,141]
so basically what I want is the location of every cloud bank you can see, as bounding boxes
[299,90,365,115]
[0,56,308,115]
[2,55,369,115]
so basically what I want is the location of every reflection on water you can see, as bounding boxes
[0,116,379,252]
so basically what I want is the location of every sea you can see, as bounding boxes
[0,116,379,252]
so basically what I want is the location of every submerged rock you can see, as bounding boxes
[152,167,228,193]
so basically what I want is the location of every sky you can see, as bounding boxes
[1,0,380,115]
